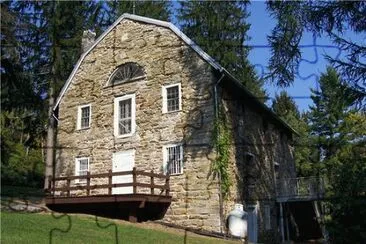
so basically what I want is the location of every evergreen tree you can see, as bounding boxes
[178,1,266,99]
[306,67,366,242]
[271,91,313,176]
[1,2,45,186]
[325,111,366,243]
[272,91,300,122]
[308,67,352,167]
[5,1,103,188]
[267,1,365,106]
[101,0,171,29]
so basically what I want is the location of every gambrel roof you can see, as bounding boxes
[54,13,297,135]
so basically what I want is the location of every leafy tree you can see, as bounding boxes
[1,112,44,187]
[267,1,365,106]
[178,0,266,99]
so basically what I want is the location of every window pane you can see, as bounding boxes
[77,158,88,183]
[80,106,90,128]
[79,159,88,171]
[167,145,183,175]
[111,63,144,85]
[166,86,179,112]
[119,99,132,135]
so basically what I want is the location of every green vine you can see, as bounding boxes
[212,108,231,198]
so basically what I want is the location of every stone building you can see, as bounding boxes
[51,14,297,242]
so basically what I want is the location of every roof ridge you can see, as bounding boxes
[53,13,297,135]
[53,13,223,110]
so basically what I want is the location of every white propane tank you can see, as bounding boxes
[227,203,248,238]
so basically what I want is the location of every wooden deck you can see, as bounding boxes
[276,176,326,202]
[45,168,171,222]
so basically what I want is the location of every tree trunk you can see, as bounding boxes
[44,86,55,190]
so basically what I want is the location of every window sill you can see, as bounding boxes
[162,109,182,115]
[76,127,90,131]
[114,132,135,139]
[168,172,183,176]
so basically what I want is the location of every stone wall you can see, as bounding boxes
[56,19,221,231]
[55,18,296,236]
[220,86,296,242]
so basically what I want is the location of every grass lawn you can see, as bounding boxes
[1,212,238,244]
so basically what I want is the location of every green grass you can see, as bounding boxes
[1,212,238,244]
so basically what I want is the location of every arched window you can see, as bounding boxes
[109,62,145,85]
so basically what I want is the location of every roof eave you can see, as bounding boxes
[53,13,223,111]
[221,70,299,136]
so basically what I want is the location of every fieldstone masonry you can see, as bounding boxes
[55,17,296,240]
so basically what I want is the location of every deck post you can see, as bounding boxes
[52,176,56,196]
[108,170,112,195]
[67,178,71,197]
[165,175,170,196]
[86,171,90,196]
[133,167,137,194]
[129,207,138,223]
[280,202,285,243]
[285,203,290,241]
[48,177,52,196]
[150,170,154,195]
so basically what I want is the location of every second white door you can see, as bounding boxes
[112,150,135,194]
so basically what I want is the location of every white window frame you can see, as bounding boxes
[75,157,90,184]
[162,143,183,176]
[264,205,271,230]
[114,94,136,138]
[162,83,182,113]
[77,104,91,130]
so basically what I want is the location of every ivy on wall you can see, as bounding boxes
[212,108,231,198]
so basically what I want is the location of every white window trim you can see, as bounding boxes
[105,68,145,87]
[114,94,136,138]
[75,157,90,184]
[77,104,91,130]
[162,83,182,114]
[162,143,184,176]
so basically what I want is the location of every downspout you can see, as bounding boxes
[214,73,225,233]
[214,73,225,119]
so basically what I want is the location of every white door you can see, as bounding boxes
[247,203,258,243]
[112,150,135,194]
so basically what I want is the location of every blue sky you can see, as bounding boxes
[247,1,341,112]
[171,1,363,112]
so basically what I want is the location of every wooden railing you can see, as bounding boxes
[47,167,170,197]
[276,176,325,201]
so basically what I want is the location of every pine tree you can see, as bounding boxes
[267,1,365,106]
[178,1,266,99]
[308,67,352,166]
[301,67,365,241]
[272,91,300,122]
[271,91,314,176]
[1,1,46,186]
[100,0,171,29]
[7,1,104,188]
